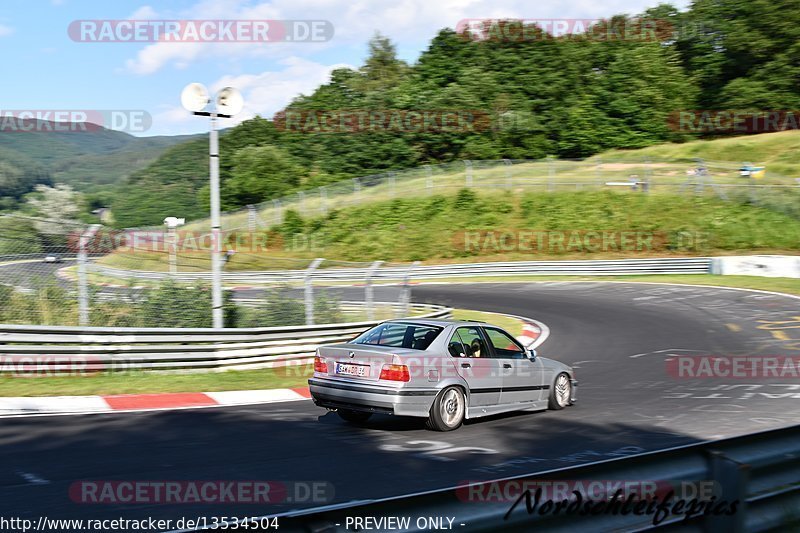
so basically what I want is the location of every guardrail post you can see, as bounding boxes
[398,261,419,317]
[304,258,324,325]
[168,227,178,275]
[425,165,433,190]
[273,199,282,225]
[595,157,602,187]
[464,160,473,187]
[353,177,361,198]
[547,155,555,191]
[503,159,513,188]
[389,172,396,197]
[78,224,101,326]
[247,204,256,231]
[705,451,748,533]
[365,260,384,321]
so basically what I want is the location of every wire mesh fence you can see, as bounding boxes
[166,157,800,232]
[1,157,798,328]
[0,216,420,328]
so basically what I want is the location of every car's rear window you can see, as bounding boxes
[352,323,443,350]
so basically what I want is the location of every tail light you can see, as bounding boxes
[380,364,410,382]
[314,356,328,374]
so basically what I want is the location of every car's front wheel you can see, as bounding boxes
[548,372,572,410]
[426,386,465,431]
[337,409,372,423]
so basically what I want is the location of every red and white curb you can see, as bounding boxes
[0,387,311,417]
[517,322,543,347]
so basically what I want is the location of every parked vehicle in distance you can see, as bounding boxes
[43,255,63,263]
[309,318,576,431]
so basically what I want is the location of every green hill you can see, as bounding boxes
[0,121,201,192]
[596,130,800,177]
[98,186,800,272]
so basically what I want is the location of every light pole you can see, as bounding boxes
[181,83,244,328]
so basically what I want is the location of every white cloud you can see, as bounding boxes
[129,6,159,20]
[0,24,14,38]
[124,0,688,75]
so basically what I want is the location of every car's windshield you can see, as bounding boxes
[352,323,442,350]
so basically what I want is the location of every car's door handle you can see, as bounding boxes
[503,363,512,369]
[461,363,471,368]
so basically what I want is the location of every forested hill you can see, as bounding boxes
[0,145,52,211]
[112,0,800,228]
[0,120,200,210]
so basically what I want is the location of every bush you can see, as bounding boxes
[453,188,477,209]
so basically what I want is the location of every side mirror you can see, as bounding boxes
[528,348,537,361]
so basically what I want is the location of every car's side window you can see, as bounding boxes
[454,326,488,358]
[483,327,526,359]
[447,330,467,357]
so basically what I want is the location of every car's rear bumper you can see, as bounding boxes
[570,379,578,403]
[308,377,437,418]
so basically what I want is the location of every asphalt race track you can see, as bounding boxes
[1,282,799,528]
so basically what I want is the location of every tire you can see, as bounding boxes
[548,373,572,410]
[337,409,372,423]
[426,386,466,431]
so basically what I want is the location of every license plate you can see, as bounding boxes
[335,362,369,377]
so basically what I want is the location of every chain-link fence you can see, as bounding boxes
[0,215,88,326]
[0,216,422,328]
[1,157,798,328]
[166,158,800,232]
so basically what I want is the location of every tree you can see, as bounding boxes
[358,33,409,96]
[225,145,305,207]
[592,45,697,148]
[27,184,81,234]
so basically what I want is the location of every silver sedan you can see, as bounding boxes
[308,318,576,431]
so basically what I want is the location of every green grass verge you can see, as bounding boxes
[0,367,310,398]
[595,130,800,177]
[98,188,800,270]
[415,274,800,297]
[0,309,522,397]
[451,308,525,336]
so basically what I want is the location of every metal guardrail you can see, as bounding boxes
[275,423,800,532]
[0,304,451,372]
[92,257,713,284]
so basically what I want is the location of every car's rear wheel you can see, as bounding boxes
[548,373,572,410]
[426,386,465,431]
[337,409,372,423]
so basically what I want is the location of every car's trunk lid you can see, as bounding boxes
[317,344,414,382]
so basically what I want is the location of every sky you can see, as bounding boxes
[0,0,690,136]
